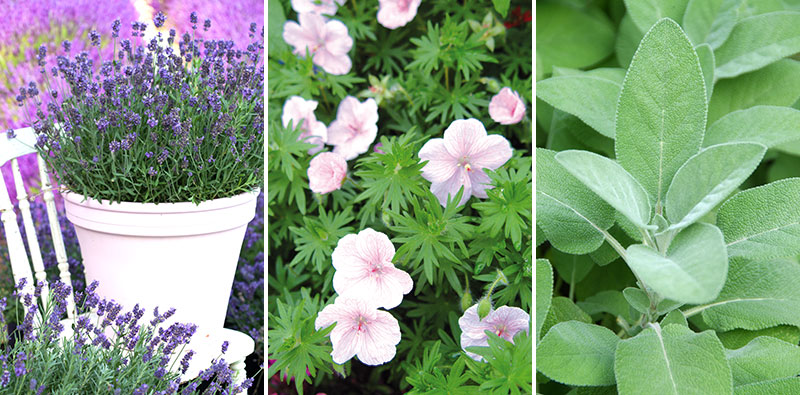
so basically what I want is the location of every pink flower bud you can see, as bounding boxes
[488,87,526,125]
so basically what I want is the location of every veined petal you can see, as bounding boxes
[331,233,361,271]
[430,170,472,207]
[468,168,493,199]
[419,139,458,183]
[331,325,362,364]
[442,119,488,158]
[358,310,400,365]
[469,134,512,170]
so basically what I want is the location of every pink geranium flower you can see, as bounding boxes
[418,119,512,207]
[291,0,345,15]
[459,305,530,362]
[307,152,347,194]
[488,87,526,125]
[315,296,402,365]
[283,13,353,75]
[377,0,422,29]
[282,96,328,154]
[327,96,379,160]
[332,228,413,309]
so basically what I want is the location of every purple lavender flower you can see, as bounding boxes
[154,11,167,28]
[0,371,9,387]
[89,30,100,46]
[13,352,26,377]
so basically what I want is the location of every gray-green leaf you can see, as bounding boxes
[537,321,619,386]
[718,178,800,260]
[707,59,800,125]
[541,296,593,336]
[665,143,766,230]
[614,323,732,395]
[556,150,654,230]
[536,3,616,75]
[735,378,800,395]
[536,258,554,340]
[704,106,800,148]
[697,258,800,331]
[695,44,715,99]
[726,336,800,386]
[536,76,620,138]
[623,0,690,32]
[537,148,616,255]
[682,0,743,48]
[616,18,707,212]
[626,223,727,304]
[714,11,800,79]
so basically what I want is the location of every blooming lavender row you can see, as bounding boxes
[0,278,255,393]
[17,11,263,203]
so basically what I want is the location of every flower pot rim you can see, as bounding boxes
[63,188,261,214]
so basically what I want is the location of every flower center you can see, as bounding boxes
[398,0,412,11]
[494,325,506,337]
[458,157,473,172]
[356,315,368,332]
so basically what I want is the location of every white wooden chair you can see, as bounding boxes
[0,127,254,387]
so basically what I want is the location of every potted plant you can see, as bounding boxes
[16,11,264,335]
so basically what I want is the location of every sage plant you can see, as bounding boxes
[537,1,800,393]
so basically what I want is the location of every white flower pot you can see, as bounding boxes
[63,189,259,335]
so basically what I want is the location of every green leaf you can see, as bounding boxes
[695,258,800,331]
[715,12,800,79]
[541,296,592,337]
[704,106,800,148]
[623,0,690,32]
[546,110,615,157]
[682,0,743,48]
[536,75,620,138]
[735,378,800,395]
[622,287,651,315]
[707,59,800,124]
[555,150,654,230]
[718,326,800,350]
[615,13,644,67]
[267,0,287,53]
[665,142,766,230]
[717,178,800,260]
[661,310,688,327]
[536,321,619,386]
[695,43,715,99]
[492,0,510,18]
[578,290,639,325]
[536,3,615,75]
[536,148,615,255]
[626,223,728,304]
[536,259,554,340]
[549,249,594,285]
[614,324,732,395]
[726,336,800,386]
[615,18,707,212]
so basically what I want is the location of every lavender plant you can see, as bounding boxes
[16,11,264,204]
[537,1,800,394]
[0,278,255,394]
[268,0,532,393]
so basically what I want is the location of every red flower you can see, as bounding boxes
[504,6,531,29]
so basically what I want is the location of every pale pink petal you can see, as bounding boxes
[331,233,360,271]
[327,97,379,159]
[331,228,412,309]
[458,305,493,340]
[282,21,314,56]
[357,310,401,365]
[467,134,512,170]
[291,0,343,15]
[315,301,343,330]
[468,169,493,199]
[460,334,489,362]
[377,0,422,29]
[315,51,353,75]
[487,306,530,342]
[307,152,347,194]
[419,138,458,183]
[281,96,318,129]
[331,324,362,364]
[459,304,529,362]
[442,119,488,158]
[489,87,526,125]
[430,170,472,207]
[323,20,354,55]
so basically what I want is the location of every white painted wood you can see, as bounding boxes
[38,155,75,318]
[0,163,35,297]
[12,158,51,308]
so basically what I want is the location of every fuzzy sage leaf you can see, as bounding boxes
[615,18,707,212]
[626,223,727,304]
[536,321,619,386]
[714,11,800,79]
[556,150,654,230]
